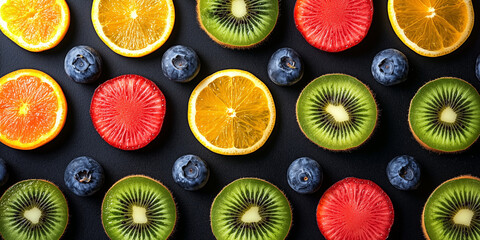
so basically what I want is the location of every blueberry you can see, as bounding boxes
[287,157,322,194]
[268,47,304,86]
[172,155,209,191]
[162,45,200,83]
[64,156,104,196]
[371,48,408,86]
[64,46,102,84]
[476,54,480,81]
[386,155,420,190]
[0,158,8,187]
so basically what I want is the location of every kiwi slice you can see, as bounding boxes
[102,175,176,240]
[422,176,480,240]
[409,77,480,153]
[197,0,279,48]
[211,178,292,240]
[296,74,377,151]
[0,179,68,240]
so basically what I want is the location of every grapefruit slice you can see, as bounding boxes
[90,75,166,150]
[294,0,373,52]
[316,177,394,240]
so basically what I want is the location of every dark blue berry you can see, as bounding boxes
[476,55,480,81]
[172,155,209,191]
[371,49,408,86]
[287,157,322,194]
[268,47,303,86]
[0,158,8,187]
[64,156,104,196]
[162,45,200,83]
[64,46,102,84]
[386,155,420,190]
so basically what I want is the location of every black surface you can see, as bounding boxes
[0,0,479,239]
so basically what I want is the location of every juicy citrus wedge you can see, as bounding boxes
[0,0,70,52]
[91,0,175,57]
[388,0,474,57]
[188,69,276,155]
[0,69,67,150]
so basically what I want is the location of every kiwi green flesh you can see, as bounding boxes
[102,176,176,240]
[198,0,279,47]
[0,180,68,240]
[211,178,292,240]
[423,177,480,240]
[296,74,377,150]
[409,78,480,152]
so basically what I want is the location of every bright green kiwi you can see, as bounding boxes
[0,179,68,240]
[296,74,377,151]
[422,176,480,240]
[101,175,176,240]
[210,178,292,240]
[197,0,279,48]
[409,77,480,153]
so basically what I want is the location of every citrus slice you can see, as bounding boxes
[0,0,70,52]
[91,0,175,57]
[0,69,67,150]
[188,69,276,155]
[388,0,474,57]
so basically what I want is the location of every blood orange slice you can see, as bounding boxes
[316,177,394,240]
[90,75,166,150]
[294,0,373,52]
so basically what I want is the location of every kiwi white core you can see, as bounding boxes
[453,209,474,226]
[440,107,457,123]
[132,205,148,224]
[325,104,350,122]
[18,103,29,115]
[24,207,42,224]
[231,0,247,18]
[426,7,436,18]
[241,206,262,223]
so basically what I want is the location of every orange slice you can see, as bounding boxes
[188,69,276,155]
[0,69,67,150]
[0,0,70,52]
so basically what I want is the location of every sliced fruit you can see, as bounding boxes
[197,0,279,48]
[296,74,377,151]
[388,0,474,57]
[211,178,292,240]
[90,74,166,150]
[0,69,67,150]
[409,77,480,153]
[102,175,176,240]
[316,177,394,240]
[294,0,373,52]
[91,0,175,57]
[188,69,276,155]
[0,0,70,52]
[0,179,69,240]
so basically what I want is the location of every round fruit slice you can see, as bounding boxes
[423,176,480,240]
[316,177,394,240]
[0,179,68,240]
[102,175,176,240]
[0,69,67,150]
[91,0,175,57]
[388,0,474,57]
[409,77,480,153]
[296,74,377,151]
[294,0,373,52]
[0,0,70,52]
[188,69,276,155]
[197,0,279,48]
[90,75,166,150]
[211,178,292,240]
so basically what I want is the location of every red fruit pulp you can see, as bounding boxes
[90,75,166,150]
[316,177,394,240]
[294,0,373,52]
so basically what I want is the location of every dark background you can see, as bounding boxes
[0,0,479,239]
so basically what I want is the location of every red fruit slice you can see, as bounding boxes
[90,75,166,150]
[294,0,373,52]
[316,177,394,240]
